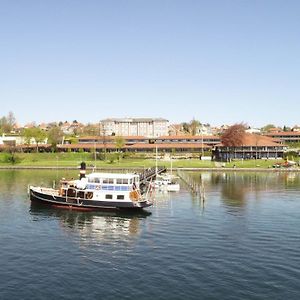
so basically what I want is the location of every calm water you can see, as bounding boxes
[1,170,300,300]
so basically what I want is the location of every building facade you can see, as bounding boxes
[100,118,169,137]
[213,133,287,161]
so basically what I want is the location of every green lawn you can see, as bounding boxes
[0,152,296,169]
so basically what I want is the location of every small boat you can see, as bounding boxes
[153,147,180,192]
[29,164,154,211]
[153,174,180,192]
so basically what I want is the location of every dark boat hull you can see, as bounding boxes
[30,188,152,211]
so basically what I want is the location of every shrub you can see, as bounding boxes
[1,153,22,164]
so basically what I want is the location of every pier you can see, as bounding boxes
[139,166,166,183]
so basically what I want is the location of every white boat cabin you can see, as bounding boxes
[60,172,142,202]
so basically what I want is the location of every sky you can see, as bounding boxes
[0,0,300,128]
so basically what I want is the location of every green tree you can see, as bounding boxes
[115,136,125,160]
[261,124,276,133]
[115,136,125,151]
[23,127,47,152]
[47,126,64,150]
[182,122,190,134]
[189,119,201,136]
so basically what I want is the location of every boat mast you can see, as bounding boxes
[155,145,158,175]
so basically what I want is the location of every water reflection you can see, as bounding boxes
[187,171,300,211]
[30,203,151,243]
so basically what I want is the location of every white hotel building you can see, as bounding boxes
[100,118,169,137]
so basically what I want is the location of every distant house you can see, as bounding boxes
[292,126,300,132]
[168,124,183,136]
[213,133,287,161]
[245,128,261,134]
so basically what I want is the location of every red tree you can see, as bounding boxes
[221,123,247,147]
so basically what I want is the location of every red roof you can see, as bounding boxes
[57,142,211,150]
[265,131,300,137]
[217,133,283,147]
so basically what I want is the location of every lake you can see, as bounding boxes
[0,170,300,300]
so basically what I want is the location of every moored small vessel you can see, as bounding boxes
[29,163,154,211]
[153,174,180,192]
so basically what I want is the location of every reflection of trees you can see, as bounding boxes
[220,173,246,207]
[280,172,300,189]
[209,172,300,208]
[0,170,17,192]
[0,169,79,193]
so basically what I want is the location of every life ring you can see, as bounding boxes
[86,192,93,200]
[130,190,139,201]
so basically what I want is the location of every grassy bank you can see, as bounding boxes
[0,152,297,170]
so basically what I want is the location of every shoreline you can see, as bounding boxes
[1,166,300,172]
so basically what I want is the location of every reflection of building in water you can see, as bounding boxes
[30,204,150,244]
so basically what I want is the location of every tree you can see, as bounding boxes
[182,122,190,134]
[221,123,247,147]
[181,119,201,135]
[261,124,276,133]
[115,136,125,160]
[82,124,98,136]
[47,126,64,150]
[221,123,247,161]
[0,111,16,134]
[23,127,47,152]
[189,119,201,135]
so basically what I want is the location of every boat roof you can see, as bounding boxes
[86,172,139,179]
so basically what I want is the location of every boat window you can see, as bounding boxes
[94,178,100,183]
[103,178,114,184]
[116,178,129,184]
[88,177,95,183]
[117,195,125,200]
[105,194,113,199]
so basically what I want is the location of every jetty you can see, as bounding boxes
[139,166,166,183]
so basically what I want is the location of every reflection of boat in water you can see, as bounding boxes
[29,163,154,211]
[30,202,151,240]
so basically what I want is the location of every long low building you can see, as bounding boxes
[77,135,221,146]
[57,142,211,154]
[265,131,300,144]
[213,133,287,161]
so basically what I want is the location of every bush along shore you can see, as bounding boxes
[0,152,299,171]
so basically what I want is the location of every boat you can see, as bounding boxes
[153,174,180,192]
[29,164,154,211]
[153,148,180,192]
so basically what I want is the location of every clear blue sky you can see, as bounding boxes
[1,0,299,128]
